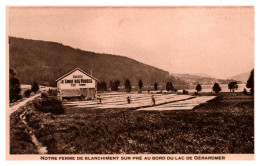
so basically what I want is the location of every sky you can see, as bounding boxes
[8,7,254,79]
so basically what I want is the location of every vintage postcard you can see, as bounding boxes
[6,6,254,161]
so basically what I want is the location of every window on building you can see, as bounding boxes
[79,84,86,86]
[71,84,76,87]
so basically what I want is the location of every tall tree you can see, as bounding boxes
[110,80,120,91]
[31,81,39,94]
[109,81,114,91]
[166,82,174,91]
[212,82,221,93]
[138,79,143,90]
[125,79,132,92]
[169,82,174,91]
[114,80,120,91]
[154,82,158,91]
[166,82,170,91]
[196,84,202,93]
[9,68,21,102]
[97,81,107,91]
[228,81,238,92]
[246,69,254,94]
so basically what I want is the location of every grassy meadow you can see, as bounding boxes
[10,92,254,154]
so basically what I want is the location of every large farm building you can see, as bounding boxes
[56,68,98,100]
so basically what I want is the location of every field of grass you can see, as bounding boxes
[10,92,254,154]
[10,102,39,154]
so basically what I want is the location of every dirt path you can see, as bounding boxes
[19,111,48,154]
[9,94,41,115]
[9,93,47,154]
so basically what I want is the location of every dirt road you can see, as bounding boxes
[9,94,41,115]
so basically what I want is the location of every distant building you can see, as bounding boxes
[56,68,97,100]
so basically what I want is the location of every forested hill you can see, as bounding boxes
[9,37,187,87]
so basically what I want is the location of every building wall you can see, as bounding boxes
[57,70,97,99]
[57,70,96,89]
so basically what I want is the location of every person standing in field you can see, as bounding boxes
[151,95,155,106]
[127,96,131,104]
[97,95,102,104]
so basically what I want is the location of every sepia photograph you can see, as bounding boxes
[6,6,254,160]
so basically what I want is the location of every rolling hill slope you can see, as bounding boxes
[171,73,243,85]
[229,72,251,83]
[9,37,187,88]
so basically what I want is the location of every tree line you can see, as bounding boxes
[10,68,254,103]
[9,68,39,102]
[97,69,254,94]
[98,79,179,93]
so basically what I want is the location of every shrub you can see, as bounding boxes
[193,91,199,96]
[24,89,31,98]
[9,68,21,102]
[34,97,64,114]
[25,112,41,129]
[41,92,48,99]
[80,95,86,101]
[31,81,39,93]
[243,88,248,95]
[48,89,57,96]
[182,89,189,94]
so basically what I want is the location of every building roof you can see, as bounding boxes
[55,68,98,82]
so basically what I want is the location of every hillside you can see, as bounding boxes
[9,37,187,88]
[229,72,251,83]
[171,73,217,85]
[171,73,242,85]
[189,73,214,78]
